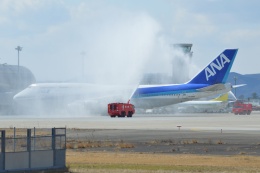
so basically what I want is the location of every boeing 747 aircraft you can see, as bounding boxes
[13,49,238,115]
[130,49,238,108]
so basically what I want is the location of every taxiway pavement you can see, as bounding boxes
[1,112,260,155]
[1,112,260,132]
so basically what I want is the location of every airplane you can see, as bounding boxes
[13,83,133,115]
[130,49,238,109]
[175,91,235,113]
[13,49,238,115]
[143,91,237,114]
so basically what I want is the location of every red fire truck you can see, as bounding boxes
[232,100,252,115]
[108,102,135,118]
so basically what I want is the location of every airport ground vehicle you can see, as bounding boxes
[232,101,252,115]
[108,102,135,118]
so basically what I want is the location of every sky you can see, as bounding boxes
[0,0,260,84]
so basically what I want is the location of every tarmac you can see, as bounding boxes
[1,112,260,155]
[1,112,260,131]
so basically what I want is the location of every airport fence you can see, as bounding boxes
[0,127,66,172]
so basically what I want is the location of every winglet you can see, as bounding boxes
[188,49,238,85]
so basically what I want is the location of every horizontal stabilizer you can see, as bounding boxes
[197,84,226,92]
[232,84,246,88]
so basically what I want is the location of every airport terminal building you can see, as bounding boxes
[0,64,35,114]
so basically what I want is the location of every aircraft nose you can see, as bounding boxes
[13,91,27,101]
[13,93,22,101]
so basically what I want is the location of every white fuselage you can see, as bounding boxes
[13,83,132,114]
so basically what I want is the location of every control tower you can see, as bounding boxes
[172,43,193,83]
[173,44,193,58]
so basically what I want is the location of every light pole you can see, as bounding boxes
[15,46,22,72]
[234,76,237,98]
[15,46,22,89]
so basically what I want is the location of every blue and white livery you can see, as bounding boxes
[130,49,238,108]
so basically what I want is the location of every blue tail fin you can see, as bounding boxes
[188,49,238,85]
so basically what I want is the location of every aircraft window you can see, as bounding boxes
[110,104,117,110]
